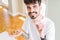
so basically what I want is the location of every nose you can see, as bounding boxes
[30,8,34,12]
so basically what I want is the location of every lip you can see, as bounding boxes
[30,13,35,16]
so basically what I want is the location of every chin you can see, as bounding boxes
[31,17,36,19]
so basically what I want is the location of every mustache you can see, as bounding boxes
[28,12,37,15]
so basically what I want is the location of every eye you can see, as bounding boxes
[27,6,31,9]
[33,5,37,8]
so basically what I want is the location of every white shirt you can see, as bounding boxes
[22,16,55,40]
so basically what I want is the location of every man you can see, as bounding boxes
[22,0,55,40]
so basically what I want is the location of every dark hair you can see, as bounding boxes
[24,0,41,5]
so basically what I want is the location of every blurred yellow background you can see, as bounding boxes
[0,4,27,40]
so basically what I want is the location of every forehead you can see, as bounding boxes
[26,2,39,7]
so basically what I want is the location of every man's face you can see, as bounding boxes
[26,2,41,19]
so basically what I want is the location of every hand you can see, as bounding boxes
[9,29,23,38]
[34,21,44,38]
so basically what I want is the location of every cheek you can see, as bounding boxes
[35,7,40,12]
[28,13,30,16]
[27,9,30,12]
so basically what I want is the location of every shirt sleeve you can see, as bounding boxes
[22,18,29,34]
[46,21,55,40]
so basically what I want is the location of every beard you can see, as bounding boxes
[31,16,36,19]
[28,11,37,19]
